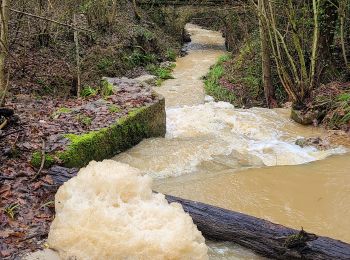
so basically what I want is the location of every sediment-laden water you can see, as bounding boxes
[114,23,350,258]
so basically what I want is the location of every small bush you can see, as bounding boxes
[127,50,157,67]
[135,26,155,41]
[97,58,115,74]
[155,67,174,80]
[165,48,177,61]
[101,80,114,97]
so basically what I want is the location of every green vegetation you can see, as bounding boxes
[155,67,174,80]
[97,58,115,74]
[76,114,93,126]
[127,50,157,67]
[31,151,55,168]
[81,86,98,97]
[165,48,177,61]
[101,80,114,97]
[4,203,20,220]
[135,26,155,41]
[51,107,72,119]
[327,93,350,129]
[108,104,121,113]
[204,54,237,104]
[147,63,175,86]
[56,99,165,168]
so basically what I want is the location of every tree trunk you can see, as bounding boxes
[48,166,350,260]
[318,0,339,64]
[166,195,350,260]
[73,14,81,98]
[258,0,276,108]
[0,0,9,106]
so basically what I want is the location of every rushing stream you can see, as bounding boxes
[28,24,350,260]
[113,24,350,258]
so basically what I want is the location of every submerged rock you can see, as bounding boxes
[291,109,320,125]
[295,137,331,150]
[48,160,208,260]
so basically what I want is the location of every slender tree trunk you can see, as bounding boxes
[132,0,141,21]
[0,0,9,106]
[258,0,276,108]
[310,0,320,92]
[73,14,81,98]
[339,0,348,71]
[318,0,339,66]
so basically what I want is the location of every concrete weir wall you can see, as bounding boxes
[59,95,166,168]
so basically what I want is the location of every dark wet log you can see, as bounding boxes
[49,166,350,260]
[0,107,14,117]
[49,166,78,185]
[166,195,350,260]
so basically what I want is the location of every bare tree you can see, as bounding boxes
[257,0,276,108]
[0,0,9,106]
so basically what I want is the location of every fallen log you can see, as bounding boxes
[48,166,350,260]
[166,195,350,260]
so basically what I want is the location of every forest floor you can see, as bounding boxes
[0,76,162,259]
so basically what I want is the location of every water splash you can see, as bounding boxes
[116,100,346,178]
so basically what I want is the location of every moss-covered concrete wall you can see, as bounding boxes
[56,96,166,168]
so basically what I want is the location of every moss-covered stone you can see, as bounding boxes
[291,109,320,125]
[57,96,166,168]
[31,151,55,168]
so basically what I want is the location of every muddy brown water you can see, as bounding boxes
[27,24,349,260]
[114,24,350,259]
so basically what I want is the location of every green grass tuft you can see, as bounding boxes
[81,86,98,97]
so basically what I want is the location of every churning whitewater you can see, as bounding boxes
[48,161,208,260]
[116,99,345,179]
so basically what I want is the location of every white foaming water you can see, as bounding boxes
[167,100,346,166]
[48,160,208,260]
[116,100,345,179]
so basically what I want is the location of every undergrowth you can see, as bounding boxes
[204,54,236,103]
[204,34,287,108]
[312,83,350,130]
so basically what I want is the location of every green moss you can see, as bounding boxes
[51,107,72,119]
[31,151,55,168]
[57,98,166,168]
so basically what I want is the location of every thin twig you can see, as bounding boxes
[0,128,24,139]
[31,139,46,181]
[0,118,7,129]
[8,8,93,33]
